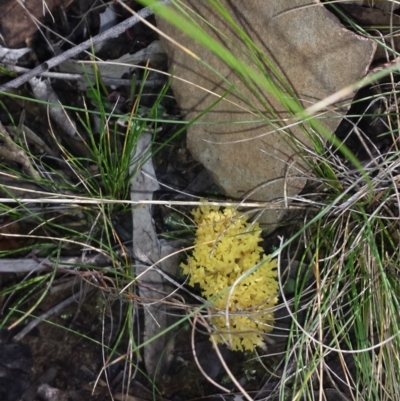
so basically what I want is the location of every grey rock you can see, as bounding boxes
[156,0,376,227]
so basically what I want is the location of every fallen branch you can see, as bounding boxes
[0,0,171,92]
[2,64,167,88]
[0,253,123,273]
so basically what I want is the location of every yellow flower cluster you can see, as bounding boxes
[181,204,278,351]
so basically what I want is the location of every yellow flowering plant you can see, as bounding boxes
[181,204,279,351]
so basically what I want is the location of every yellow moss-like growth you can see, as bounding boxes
[181,204,278,351]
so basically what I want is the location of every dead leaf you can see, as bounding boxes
[0,0,75,48]
[0,121,40,178]
[0,218,24,251]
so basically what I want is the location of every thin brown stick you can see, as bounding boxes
[0,1,171,92]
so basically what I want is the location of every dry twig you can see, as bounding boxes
[0,0,171,92]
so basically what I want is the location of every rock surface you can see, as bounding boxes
[342,1,400,12]
[340,3,400,61]
[156,0,376,227]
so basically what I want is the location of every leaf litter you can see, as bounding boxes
[1,1,400,401]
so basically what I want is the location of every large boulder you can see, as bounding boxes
[156,1,376,227]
